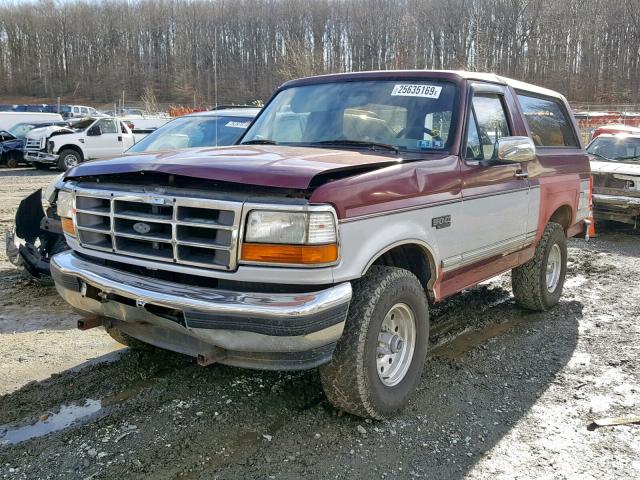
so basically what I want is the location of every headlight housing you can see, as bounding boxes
[42,173,66,207]
[241,208,339,266]
[56,189,76,236]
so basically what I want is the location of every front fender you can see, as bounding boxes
[333,208,444,284]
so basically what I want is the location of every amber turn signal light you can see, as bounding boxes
[61,217,76,236]
[241,243,338,265]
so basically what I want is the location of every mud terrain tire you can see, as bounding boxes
[512,221,567,311]
[320,266,429,419]
[105,325,155,351]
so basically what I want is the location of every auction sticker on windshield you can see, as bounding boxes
[225,121,251,129]
[391,84,442,99]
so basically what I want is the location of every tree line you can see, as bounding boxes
[0,0,638,106]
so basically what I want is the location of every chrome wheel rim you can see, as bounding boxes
[546,243,562,293]
[376,303,416,387]
[64,154,78,168]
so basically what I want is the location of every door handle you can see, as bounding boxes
[514,170,528,179]
[117,136,122,142]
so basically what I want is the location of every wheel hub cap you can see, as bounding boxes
[376,303,416,387]
[65,155,78,168]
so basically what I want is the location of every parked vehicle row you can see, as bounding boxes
[1,119,70,168]
[0,104,99,118]
[9,70,590,419]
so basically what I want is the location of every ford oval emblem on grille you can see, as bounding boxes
[133,222,152,234]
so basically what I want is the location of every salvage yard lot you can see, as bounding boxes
[0,169,638,479]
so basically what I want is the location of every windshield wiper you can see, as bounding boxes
[588,152,611,161]
[241,139,278,145]
[308,139,399,153]
[614,155,640,161]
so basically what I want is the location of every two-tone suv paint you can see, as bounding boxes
[49,71,590,418]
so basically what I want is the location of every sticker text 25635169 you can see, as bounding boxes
[391,84,442,99]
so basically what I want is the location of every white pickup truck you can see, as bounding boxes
[24,117,136,171]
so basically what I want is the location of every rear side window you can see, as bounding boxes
[517,94,578,147]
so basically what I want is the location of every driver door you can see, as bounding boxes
[84,119,122,159]
[458,83,531,269]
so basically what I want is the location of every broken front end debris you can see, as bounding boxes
[6,187,69,281]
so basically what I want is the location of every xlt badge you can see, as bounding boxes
[432,215,451,229]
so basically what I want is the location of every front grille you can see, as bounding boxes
[25,137,43,150]
[73,188,242,271]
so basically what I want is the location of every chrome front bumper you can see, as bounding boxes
[50,251,352,370]
[24,151,59,164]
[593,193,640,207]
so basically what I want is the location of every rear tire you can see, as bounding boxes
[56,149,81,171]
[512,222,567,311]
[32,162,50,170]
[320,266,429,419]
[105,325,155,351]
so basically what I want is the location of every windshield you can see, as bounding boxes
[127,115,253,153]
[587,136,640,163]
[68,118,96,130]
[241,80,457,152]
[8,123,38,138]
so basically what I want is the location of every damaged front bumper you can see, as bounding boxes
[593,193,640,226]
[24,151,59,164]
[50,251,353,370]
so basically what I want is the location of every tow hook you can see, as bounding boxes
[197,348,226,367]
[77,316,103,330]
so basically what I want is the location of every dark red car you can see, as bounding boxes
[47,71,590,418]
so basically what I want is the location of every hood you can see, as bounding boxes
[27,125,73,140]
[65,145,410,189]
[590,159,640,177]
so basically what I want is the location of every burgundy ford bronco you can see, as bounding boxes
[50,71,591,418]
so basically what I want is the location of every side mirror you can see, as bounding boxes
[87,125,102,136]
[496,136,536,163]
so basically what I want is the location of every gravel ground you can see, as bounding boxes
[0,168,638,479]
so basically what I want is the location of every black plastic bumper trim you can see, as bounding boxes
[184,302,349,336]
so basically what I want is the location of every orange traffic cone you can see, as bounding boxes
[585,210,596,240]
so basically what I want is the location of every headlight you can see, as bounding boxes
[241,209,338,266]
[56,190,76,236]
[42,173,65,206]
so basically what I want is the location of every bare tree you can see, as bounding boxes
[0,0,638,105]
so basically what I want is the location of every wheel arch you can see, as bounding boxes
[362,239,438,301]
[547,204,573,232]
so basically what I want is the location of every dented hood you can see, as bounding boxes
[64,145,407,189]
[590,159,640,177]
[27,125,73,140]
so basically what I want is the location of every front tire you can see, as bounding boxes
[56,149,81,171]
[320,266,429,419]
[512,222,567,311]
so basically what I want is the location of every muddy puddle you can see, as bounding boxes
[0,376,155,447]
[0,399,103,446]
[431,319,521,359]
